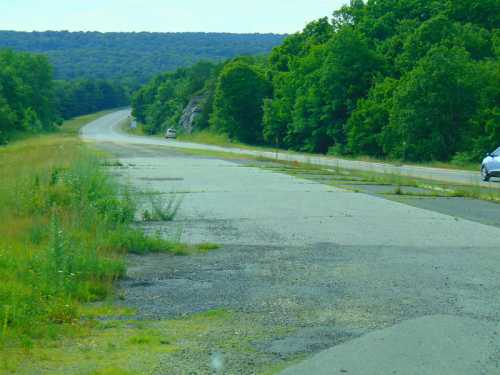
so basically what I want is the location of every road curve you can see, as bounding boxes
[81,109,492,188]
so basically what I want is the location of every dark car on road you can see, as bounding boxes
[481,147,500,181]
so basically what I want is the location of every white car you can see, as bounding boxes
[481,147,500,181]
[165,128,177,139]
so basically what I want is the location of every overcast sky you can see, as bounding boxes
[0,0,348,34]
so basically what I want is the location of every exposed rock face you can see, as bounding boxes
[179,94,206,134]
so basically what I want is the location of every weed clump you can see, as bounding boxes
[142,193,182,222]
[197,243,221,252]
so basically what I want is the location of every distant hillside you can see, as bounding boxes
[0,31,285,82]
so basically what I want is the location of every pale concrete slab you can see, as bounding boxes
[280,315,500,375]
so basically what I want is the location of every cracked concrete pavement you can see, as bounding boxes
[82,111,500,374]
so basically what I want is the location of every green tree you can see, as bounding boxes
[446,0,500,29]
[132,61,218,134]
[468,60,500,159]
[0,95,15,143]
[0,49,58,141]
[211,60,271,143]
[384,46,479,161]
[396,15,494,73]
[132,0,499,162]
[319,28,384,148]
[346,77,398,156]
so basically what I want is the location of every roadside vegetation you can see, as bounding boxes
[0,49,60,143]
[54,79,130,119]
[0,49,132,144]
[133,0,499,165]
[0,114,182,351]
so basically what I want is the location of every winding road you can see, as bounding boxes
[82,110,500,375]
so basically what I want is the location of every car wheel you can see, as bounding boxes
[481,166,490,182]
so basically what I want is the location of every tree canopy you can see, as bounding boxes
[55,79,130,119]
[211,59,271,143]
[0,49,59,143]
[132,61,219,135]
[134,0,499,163]
[0,49,132,143]
[0,31,285,83]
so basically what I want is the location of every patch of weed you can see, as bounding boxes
[196,243,221,252]
[142,193,182,222]
[106,228,186,255]
[101,160,124,167]
[90,368,137,375]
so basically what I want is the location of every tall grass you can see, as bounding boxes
[0,115,179,346]
[142,192,183,222]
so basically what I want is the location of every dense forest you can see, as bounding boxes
[0,49,131,143]
[132,61,221,134]
[0,49,60,143]
[133,0,500,162]
[54,79,129,119]
[0,31,285,82]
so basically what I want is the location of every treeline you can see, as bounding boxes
[0,31,285,82]
[133,0,499,162]
[0,49,130,143]
[132,61,220,134]
[55,79,129,119]
[0,49,59,143]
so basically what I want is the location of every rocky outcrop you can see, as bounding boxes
[179,94,207,134]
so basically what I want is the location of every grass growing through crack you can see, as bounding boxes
[0,114,182,349]
[252,158,500,203]
[196,243,221,252]
[253,157,500,207]
[354,170,500,202]
[142,192,182,222]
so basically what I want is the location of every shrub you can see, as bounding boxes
[142,193,182,222]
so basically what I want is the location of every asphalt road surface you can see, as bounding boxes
[82,111,500,374]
